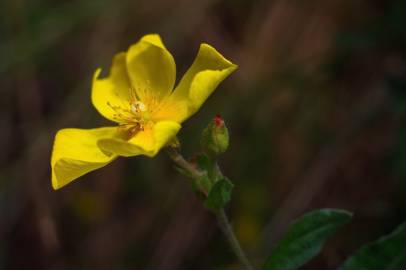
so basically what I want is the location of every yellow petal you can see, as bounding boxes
[151,98,189,123]
[92,52,132,122]
[98,121,181,157]
[169,43,237,122]
[126,34,176,102]
[51,127,118,190]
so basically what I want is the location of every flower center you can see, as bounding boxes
[107,98,154,138]
[106,85,168,139]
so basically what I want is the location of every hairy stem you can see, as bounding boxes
[216,209,254,270]
[165,148,254,270]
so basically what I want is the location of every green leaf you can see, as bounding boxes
[194,175,211,195]
[204,178,234,210]
[263,209,353,270]
[341,222,406,270]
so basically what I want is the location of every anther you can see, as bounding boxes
[131,101,147,114]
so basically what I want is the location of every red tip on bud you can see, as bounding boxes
[214,114,223,127]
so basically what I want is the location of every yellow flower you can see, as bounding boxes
[51,34,237,190]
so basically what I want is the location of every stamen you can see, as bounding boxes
[117,123,143,140]
[107,83,165,139]
[131,101,147,114]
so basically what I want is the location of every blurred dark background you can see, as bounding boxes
[1,0,406,269]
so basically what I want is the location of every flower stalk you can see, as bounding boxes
[216,209,254,270]
[166,148,254,270]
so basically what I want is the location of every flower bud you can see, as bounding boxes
[201,115,229,157]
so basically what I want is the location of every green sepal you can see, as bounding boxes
[263,209,353,270]
[204,177,234,210]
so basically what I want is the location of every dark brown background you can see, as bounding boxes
[1,0,406,269]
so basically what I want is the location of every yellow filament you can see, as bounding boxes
[107,85,168,139]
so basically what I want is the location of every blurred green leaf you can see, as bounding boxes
[204,178,234,210]
[341,222,406,270]
[196,153,213,172]
[263,209,353,270]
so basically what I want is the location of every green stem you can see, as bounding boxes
[216,209,254,270]
[165,148,254,270]
[165,147,204,179]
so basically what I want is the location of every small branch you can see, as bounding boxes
[165,147,204,179]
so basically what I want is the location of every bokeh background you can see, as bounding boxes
[1,0,406,269]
